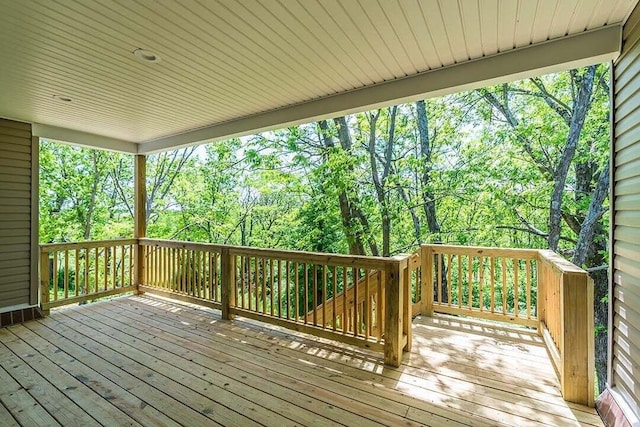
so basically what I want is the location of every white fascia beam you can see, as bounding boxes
[139,25,622,154]
[32,123,138,154]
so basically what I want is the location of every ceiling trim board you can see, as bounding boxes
[32,124,137,154]
[139,25,622,154]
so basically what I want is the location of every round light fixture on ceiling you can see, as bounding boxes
[53,95,73,102]
[133,48,161,64]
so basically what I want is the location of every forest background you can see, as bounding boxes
[39,65,611,392]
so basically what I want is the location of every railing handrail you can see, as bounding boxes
[140,237,395,270]
[422,243,539,259]
[40,238,138,252]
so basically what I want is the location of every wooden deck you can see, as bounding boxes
[0,295,602,426]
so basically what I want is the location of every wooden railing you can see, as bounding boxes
[38,239,594,395]
[138,238,412,366]
[39,239,137,314]
[139,239,222,308]
[420,244,539,327]
[413,244,594,407]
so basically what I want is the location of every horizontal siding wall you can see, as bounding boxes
[612,4,640,420]
[0,118,33,309]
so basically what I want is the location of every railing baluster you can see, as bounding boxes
[352,267,358,336]
[95,247,99,293]
[64,249,69,299]
[74,249,79,297]
[526,259,531,319]
[312,264,318,326]
[478,256,484,311]
[364,269,370,340]
[446,254,452,307]
[261,257,267,314]
[321,265,326,327]
[277,259,282,318]
[270,259,275,316]
[51,251,56,302]
[293,262,299,321]
[501,258,507,314]
[332,265,337,330]
[468,255,472,310]
[84,248,90,293]
[457,255,462,308]
[490,256,495,313]
[285,260,290,319]
[437,253,442,305]
[121,245,126,290]
[514,258,519,317]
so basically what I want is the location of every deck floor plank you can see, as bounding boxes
[0,295,603,427]
[0,398,19,427]
[0,338,102,427]
[101,296,602,426]
[0,353,60,427]
[68,303,449,427]
[23,320,236,427]
[91,298,499,426]
[0,330,140,426]
[10,323,184,427]
[49,310,350,427]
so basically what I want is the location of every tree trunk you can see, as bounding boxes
[416,100,440,237]
[367,109,394,256]
[318,120,367,255]
[548,66,597,250]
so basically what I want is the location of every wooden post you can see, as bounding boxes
[220,248,236,320]
[39,251,50,316]
[134,155,146,292]
[384,258,404,367]
[560,271,595,406]
[420,245,434,316]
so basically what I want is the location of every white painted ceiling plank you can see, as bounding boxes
[420,0,456,65]
[438,0,469,61]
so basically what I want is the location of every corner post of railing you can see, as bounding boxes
[420,244,434,316]
[560,271,595,407]
[220,247,236,320]
[39,250,50,316]
[384,256,406,367]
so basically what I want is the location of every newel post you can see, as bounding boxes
[384,256,409,367]
[561,272,595,407]
[134,154,146,291]
[420,245,434,316]
[220,248,236,320]
[39,251,50,316]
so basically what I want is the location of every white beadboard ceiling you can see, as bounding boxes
[0,0,637,153]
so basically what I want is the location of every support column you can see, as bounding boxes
[134,155,146,291]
